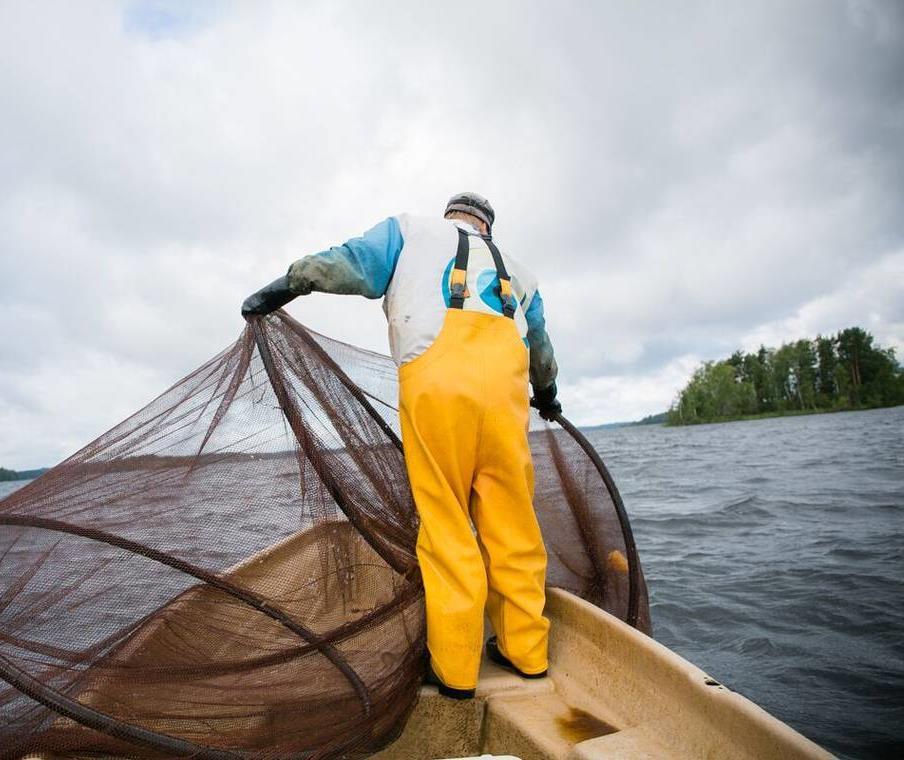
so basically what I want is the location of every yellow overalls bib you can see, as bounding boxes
[398,229,550,690]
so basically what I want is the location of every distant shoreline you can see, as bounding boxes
[665,402,904,427]
[0,467,48,483]
[5,406,900,472]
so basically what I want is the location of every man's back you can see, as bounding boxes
[280,212,557,391]
[384,213,538,365]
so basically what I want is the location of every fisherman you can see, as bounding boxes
[242,193,561,699]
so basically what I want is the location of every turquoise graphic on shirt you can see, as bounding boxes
[441,259,516,315]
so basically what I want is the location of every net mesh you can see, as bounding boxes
[0,311,650,759]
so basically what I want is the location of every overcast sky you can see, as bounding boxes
[1,0,902,469]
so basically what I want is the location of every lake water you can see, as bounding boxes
[585,405,903,759]
[2,406,901,758]
[0,482,22,499]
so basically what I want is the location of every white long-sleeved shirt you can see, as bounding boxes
[286,213,557,392]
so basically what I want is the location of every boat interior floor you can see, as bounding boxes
[372,656,634,760]
[374,588,831,760]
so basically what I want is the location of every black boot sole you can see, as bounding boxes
[486,636,548,679]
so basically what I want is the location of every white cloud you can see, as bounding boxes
[562,355,702,426]
[0,349,168,468]
[1,1,902,468]
[741,250,904,355]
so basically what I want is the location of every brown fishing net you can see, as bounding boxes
[0,311,649,759]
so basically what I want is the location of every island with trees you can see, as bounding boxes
[668,327,904,425]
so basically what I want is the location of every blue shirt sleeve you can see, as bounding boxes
[286,217,403,299]
[524,290,559,391]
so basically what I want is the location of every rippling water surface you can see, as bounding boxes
[2,406,901,758]
[0,482,22,499]
[585,405,904,759]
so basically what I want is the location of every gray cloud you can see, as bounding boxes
[1,0,902,467]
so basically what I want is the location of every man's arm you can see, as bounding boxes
[242,217,403,315]
[286,217,403,298]
[524,290,562,420]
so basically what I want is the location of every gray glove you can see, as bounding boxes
[241,276,296,317]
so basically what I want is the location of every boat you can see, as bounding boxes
[375,586,832,759]
[21,520,830,760]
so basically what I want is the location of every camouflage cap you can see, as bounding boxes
[444,192,495,231]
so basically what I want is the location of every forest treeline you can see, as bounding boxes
[0,467,47,482]
[668,327,904,425]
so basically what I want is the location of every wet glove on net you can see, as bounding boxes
[530,382,562,421]
[241,275,297,317]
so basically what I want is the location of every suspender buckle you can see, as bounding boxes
[498,279,517,318]
[449,268,469,308]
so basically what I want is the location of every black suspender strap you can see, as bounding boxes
[449,228,517,319]
[484,237,517,318]
[449,228,470,309]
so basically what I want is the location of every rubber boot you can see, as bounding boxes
[486,636,548,679]
[425,663,476,700]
